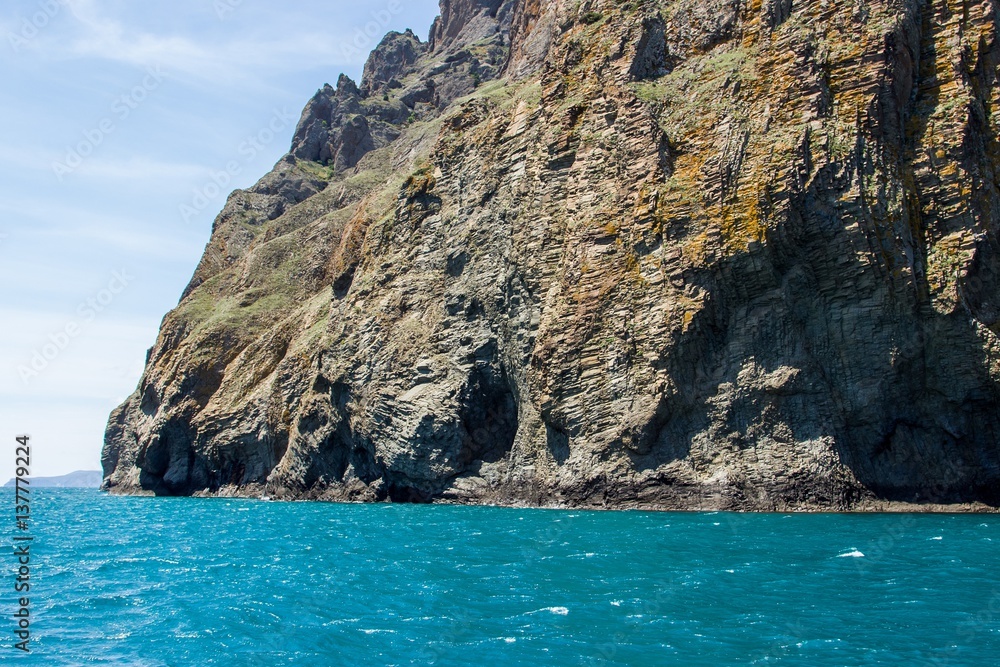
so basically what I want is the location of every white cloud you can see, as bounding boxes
[51,0,363,90]
[0,141,210,187]
[0,399,115,478]
[0,144,51,172]
[0,308,153,477]
[0,307,157,401]
[68,155,208,183]
[35,223,205,262]
[0,198,207,262]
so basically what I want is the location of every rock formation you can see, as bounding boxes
[102,0,1000,510]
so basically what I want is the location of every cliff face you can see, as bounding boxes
[103,0,1000,510]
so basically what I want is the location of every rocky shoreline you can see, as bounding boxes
[103,482,999,514]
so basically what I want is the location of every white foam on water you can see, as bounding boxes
[610,600,622,606]
[930,536,943,541]
[542,606,569,615]
[838,550,865,558]
[503,637,517,643]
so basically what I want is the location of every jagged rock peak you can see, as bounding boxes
[288,0,520,171]
[336,73,361,97]
[429,0,514,53]
[289,77,373,169]
[360,29,427,98]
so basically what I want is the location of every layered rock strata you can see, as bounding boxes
[103,0,1000,511]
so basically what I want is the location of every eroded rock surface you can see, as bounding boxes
[103,0,1000,511]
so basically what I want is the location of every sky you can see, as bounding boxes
[0,0,442,480]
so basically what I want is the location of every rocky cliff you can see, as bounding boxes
[102,0,1000,510]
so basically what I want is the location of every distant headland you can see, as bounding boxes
[4,470,102,488]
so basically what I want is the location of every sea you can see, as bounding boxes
[5,489,998,665]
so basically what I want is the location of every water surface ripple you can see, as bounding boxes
[13,490,999,665]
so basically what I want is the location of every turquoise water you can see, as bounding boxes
[7,489,999,665]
